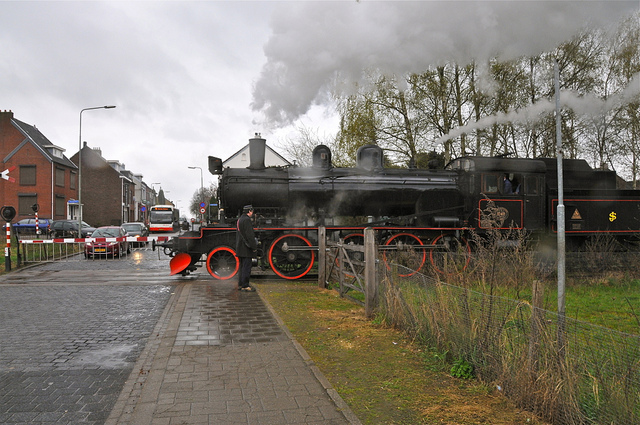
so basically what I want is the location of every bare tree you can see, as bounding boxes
[608,13,640,186]
[331,12,640,184]
[189,182,217,221]
[274,124,338,167]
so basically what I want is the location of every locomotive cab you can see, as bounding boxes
[447,157,547,232]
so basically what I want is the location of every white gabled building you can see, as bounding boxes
[223,136,291,169]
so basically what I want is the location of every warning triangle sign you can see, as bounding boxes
[571,209,582,220]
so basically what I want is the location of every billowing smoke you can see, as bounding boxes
[252,1,638,127]
[435,72,640,144]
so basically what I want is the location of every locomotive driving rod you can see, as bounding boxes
[279,241,435,252]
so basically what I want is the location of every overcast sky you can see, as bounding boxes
[1,1,637,216]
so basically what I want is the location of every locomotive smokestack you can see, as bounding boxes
[248,133,266,169]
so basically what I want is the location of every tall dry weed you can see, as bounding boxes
[376,201,640,424]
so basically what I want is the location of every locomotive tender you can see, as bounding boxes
[163,134,640,278]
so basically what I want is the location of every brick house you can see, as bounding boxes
[129,173,155,223]
[69,143,134,227]
[0,110,79,222]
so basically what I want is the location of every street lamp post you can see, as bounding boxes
[78,105,116,234]
[188,166,204,222]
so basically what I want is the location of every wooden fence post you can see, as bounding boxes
[338,240,346,295]
[364,227,377,318]
[318,226,326,288]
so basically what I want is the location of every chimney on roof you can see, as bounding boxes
[248,133,266,170]
[0,110,14,121]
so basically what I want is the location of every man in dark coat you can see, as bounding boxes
[503,174,513,195]
[236,205,257,291]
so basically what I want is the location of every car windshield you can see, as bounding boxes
[91,228,121,237]
[122,224,142,232]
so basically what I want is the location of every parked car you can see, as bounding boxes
[85,226,130,258]
[121,222,149,237]
[12,218,52,235]
[50,220,96,238]
[121,222,149,246]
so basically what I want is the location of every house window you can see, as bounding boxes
[55,195,66,217]
[18,194,37,215]
[48,146,64,159]
[19,165,36,185]
[70,171,77,189]
[55,167,65,187]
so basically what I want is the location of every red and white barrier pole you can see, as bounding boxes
[35,212,39,235]
[5,222,11,271]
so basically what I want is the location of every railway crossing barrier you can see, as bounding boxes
[16,235,171,265]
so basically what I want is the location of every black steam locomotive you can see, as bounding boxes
[162,135,640,279]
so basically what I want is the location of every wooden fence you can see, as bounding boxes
[317,226,378,318]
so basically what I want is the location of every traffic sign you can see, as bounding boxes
[200,202,206,208]
[1,166,15,182]
[199,207,206,214]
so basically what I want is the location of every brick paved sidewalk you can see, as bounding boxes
[106,279,361,425]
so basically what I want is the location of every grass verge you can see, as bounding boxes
[258,281,548,425]
[0,240,20,274]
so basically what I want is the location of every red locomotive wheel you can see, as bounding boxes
[206,247,239,280]
[383,233,426,277]
[429,234,471,274]
[268,234,315,280]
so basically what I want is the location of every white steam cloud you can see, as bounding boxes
[252,1,638,127]
[435,72,640,144]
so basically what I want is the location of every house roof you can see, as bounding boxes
[4,118,77,169]
[223,143,291,167]
[80,144,131,181]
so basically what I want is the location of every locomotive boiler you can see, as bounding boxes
[162,134,640,279]
[214,136,463,226]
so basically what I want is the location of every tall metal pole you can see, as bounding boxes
[555,59,566,350]
[78,105,115,235]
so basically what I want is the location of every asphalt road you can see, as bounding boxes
[0,250,177,425]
